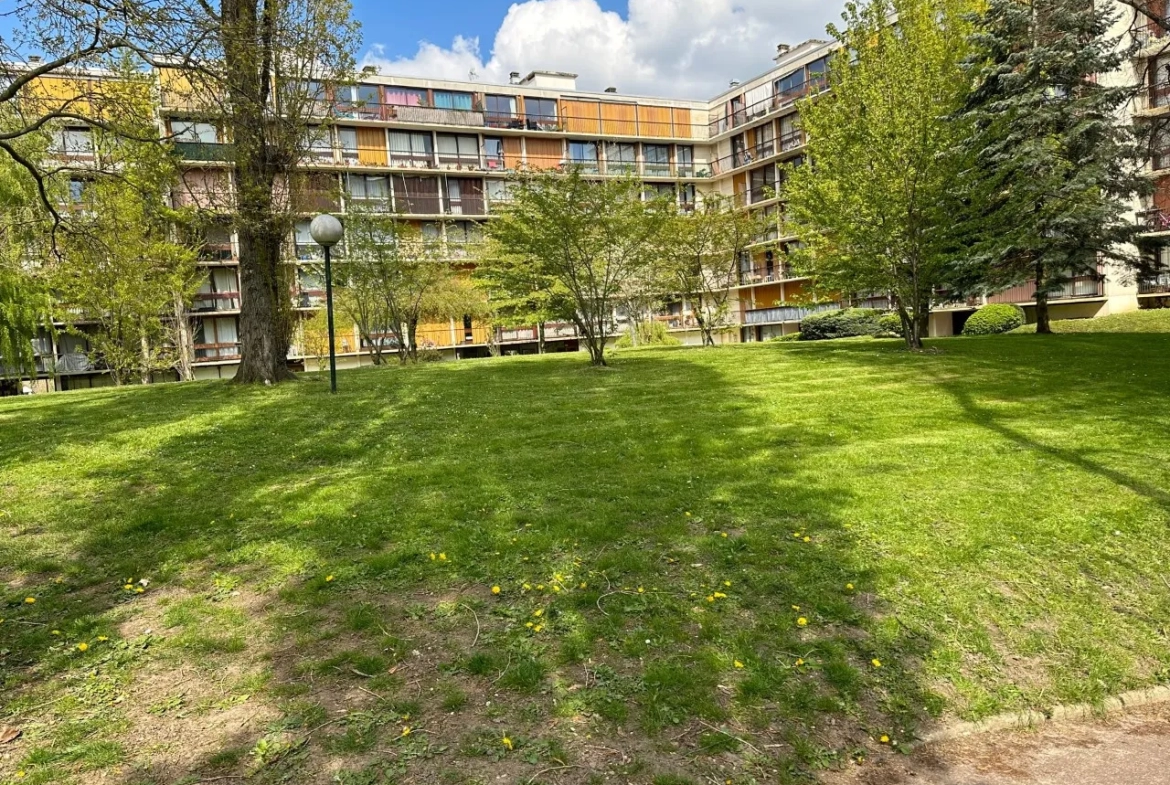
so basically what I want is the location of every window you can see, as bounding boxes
[385,87,428,107]
[194,317,239,359]
[775,70,805,103]
[485,178,510,207]
[339,127,359,161]
[304,126,333,161]
[568,141,598,172]
[1155,127,1170,171]
[390,131,434,166]
[392,175,441,214]
[749,165,777,203]
[485,95,520,127]
[675,145,694,177]
[171,121,217,143]
[295,220,320,259]
[295,269,325,308]
[807,57,829,90]
[484,137,505,170]
[643,182,675,202]
[730,95,746,128]
[445,179,484,215]
[679,182,697,211]
[525,97,558,130]
[345,174,390,210]
[53,127,94,157]
[732,134,749,167]
[434,91,473,111]
[756,123,775,158]
[605,142,636,174]
[67,179,86,203]
[437,134,480,165]
[643,144,670,176]
[779,114,802,151]
[355,84,381,106]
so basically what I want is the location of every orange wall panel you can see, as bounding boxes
[637,105,673,138]
[599,102,637,135]
[672,108,694,139]
[356,127,388,165]
[503,138,524,170]
[562,100,600,134]
[525,138,564,170]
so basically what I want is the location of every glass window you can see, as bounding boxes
[385,87,428,107]
[172,121,216,143]
[68,179,86,202]
[807,57,829,89]
[356,84,381,105]
[390,131,434,164]
[525,97,558,129]
[437,134,480,162]
[775,70,805,101]
[605,142,636,174]
[305,125,333,159]
[339,127,358,160]
[675,145,694,177]
[485,95,516,116]
[484,137,505,170]
[434,91,473,111]
[486,178,510,205]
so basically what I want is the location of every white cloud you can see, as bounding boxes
[361,0,845,100]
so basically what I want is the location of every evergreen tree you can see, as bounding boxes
[955,0,1148,333]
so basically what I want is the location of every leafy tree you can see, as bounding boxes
[954,0,1148,333]
[483,169,672,366]
[160,0,360,383]
[668,193,773,347]
[473,239,574,355]
[337,211,481,364]
[785,0,977,349]
[51,82,200,384]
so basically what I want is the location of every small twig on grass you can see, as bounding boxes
[525,764,584,784]
[357,685,388,702]
[190,776,248,783]
[696,719,762,755]
[461,603,481,647]
[11,620,47,626]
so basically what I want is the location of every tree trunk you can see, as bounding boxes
[407,318,418,362]
[173,292,194,381]
[1034,261,1051,334]
[537,321,545,354]
[235,225,296,383]
[140,332,151,385]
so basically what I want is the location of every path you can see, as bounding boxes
[822,703,1170,785]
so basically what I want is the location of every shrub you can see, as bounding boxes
[962,304,1025,336]
[769,331,801,342]
[798,308,882,341]
[877,312,903,338]
[616,320,681,349]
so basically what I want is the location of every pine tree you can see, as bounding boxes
[955,0,1148,333]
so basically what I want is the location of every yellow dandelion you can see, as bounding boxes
[124,584,133,590]
[325,575,335,582]
[430,552,437,561]
[533,624,543,633]
[803,536,811,543]
[97,636,109,642]
[525,622,534,628]
[713,592,727,599]
[637,587,645,593]
[135,587,145,593]
[723,580,731,587]
[880,734,890,743]
[706,595,715,603]
[721,532,728,538]
[733,660,744,669]
[533,609,543,617]
[685,511,691,517]
[51,629,61,635]
[491,585,501,595]
[502,735,513,750]
[795,658,804,666]
[523,583,532,590]
[797,617,808,627]
[24,597,35,604]
[793,532,802,539]
[552,586,561,593]
[791,605,800,611]
[438,553,447,561]
[872,659,882,668]
[401,726,412,737]
[77,642,88,652]
[579,582,587,589]
[846,583,854,590]
[536,584,544,590]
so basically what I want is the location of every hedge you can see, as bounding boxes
[962,304,1026,336]
[799,308,883,341]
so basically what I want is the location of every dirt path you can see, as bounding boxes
[823,703,1170,785]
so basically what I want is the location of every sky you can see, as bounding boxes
[354,0,848,100]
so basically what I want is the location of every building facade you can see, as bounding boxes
[16,2,1169,390]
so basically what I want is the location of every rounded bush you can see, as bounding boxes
[962,304,1026,336]
[877,312,903,337]
[799,308,882,341]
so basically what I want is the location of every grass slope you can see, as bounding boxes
[1011,307,1170,333]
[2,335,1170,784]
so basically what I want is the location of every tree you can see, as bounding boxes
[337,210,481,364]
[160,0,360,383]
[954,0,1148,334]
[51,81,200,384]
[668,193,773,347]
[483,169,672,366]
[785,0,977,350]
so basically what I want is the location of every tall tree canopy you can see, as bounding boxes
[954,0,1147,333]
[785,0,977,349]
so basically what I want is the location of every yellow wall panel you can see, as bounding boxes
[561,100,601,134]
[672,108,694,139]
[525,138,564,170]
[355,127,387,165]
[637,105,673,137]
[503,138,524,170]
[600,102,637,135]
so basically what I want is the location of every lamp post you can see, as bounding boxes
[309,213,344,393]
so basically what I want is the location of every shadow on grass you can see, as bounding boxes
[4,349,943,783]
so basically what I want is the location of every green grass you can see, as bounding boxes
[3,334,1170,784]
[1011,307,1170,333]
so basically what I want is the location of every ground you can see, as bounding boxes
[2,332,1169,785]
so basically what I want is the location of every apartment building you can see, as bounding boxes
[16,2,1168,390]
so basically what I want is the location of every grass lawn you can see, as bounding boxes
[2,334,1170,784]
[1011,307,1170,333]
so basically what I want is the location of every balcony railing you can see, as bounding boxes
[174,141,234,162]
[708,77,828,137]
[987,276,1103,304]
[1139,208,1170,232]
[1136,82,1170,113]
[1131,20,1170,50]
[739,264,795,285]
[194,342,241,362]
[744,302,840,325]
[192,292,241,312]
[198,242,235,262]
[446,196,486,216]
[1138,270,1170,294]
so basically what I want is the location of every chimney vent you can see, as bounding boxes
[604,86,617,93]
[729,79,741,88]
[361,65,377,75]
[774,43,792,63]
[509,71,521,84]
[28,55,41,64]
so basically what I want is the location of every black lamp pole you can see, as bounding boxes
[323,243,337,394]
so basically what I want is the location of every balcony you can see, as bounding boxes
[654,313,699,329]
[198,242,235,262]
[39,352,95,374]
[740,264,794,285]
[1135,82,1170,114]
[1131,20,1170,52]
[744,302,840,325]
[1139,270,1170,294]
[708,78,827,137]
[779,131,804,152]
[987,276,1104,304]
[174,141,234,162]
[1138,208,1170,233]
[446,196,486,216]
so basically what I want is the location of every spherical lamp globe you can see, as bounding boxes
[309,214,344,247]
